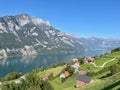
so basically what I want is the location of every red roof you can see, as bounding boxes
[43,74,49,80]
[79,70,86,75]
[63,71,70,77]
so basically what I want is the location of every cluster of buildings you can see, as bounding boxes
[59,57,94,87]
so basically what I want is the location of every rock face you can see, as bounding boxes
[0,14,84,57]
[0,14,120,58]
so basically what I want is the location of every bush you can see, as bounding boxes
[78,58,84,65]
[61,77,69,83]
[40,80,54,90]
[48,73,54,80]
[2,82,25,90]
[110,63,120,75]
[2,72,54,90]
[49,62,66,68]
[4,72,22,81]
[65,64,74,75]
[111,47,120,53]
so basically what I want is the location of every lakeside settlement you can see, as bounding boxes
[0,48,120,90]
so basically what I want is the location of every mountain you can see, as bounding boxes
[80,37,120,53]
[0,14,120,58]
[0,14,85,58]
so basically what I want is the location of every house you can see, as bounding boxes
[20,75,26,80]
[76,70,93,87]
[15,79,21,84]
[0,81,2,86]
[84,57,95,63]
[79,70,86,75]
[43,74,49,80]
[76,75,93,87]
[71,63,80,73]
[72,58,78,62]
[60,71,70,78]
[71,63,80,69]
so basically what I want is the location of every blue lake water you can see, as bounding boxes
[0,50,106,78]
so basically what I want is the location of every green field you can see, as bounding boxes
[37,66,64,77]
[80,57,118,72]
[105,51,120,57]
[50,75,76,90]
[94,57,112,66]
[63,72,120,90]
[80,63,101,72]
[94,57,119,68]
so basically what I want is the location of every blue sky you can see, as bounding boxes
[0,0,120,38]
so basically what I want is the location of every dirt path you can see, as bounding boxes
[91,58,116,68]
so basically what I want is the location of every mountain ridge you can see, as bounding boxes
[0,14,85,58]
[0,14,120,58]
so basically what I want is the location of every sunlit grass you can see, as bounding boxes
[105,51,120,57]
[50,75,76,90]
[94,57,112,66]
[37,66,64,77]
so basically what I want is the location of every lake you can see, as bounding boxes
[0,50,107,78]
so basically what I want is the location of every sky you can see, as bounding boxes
[0,0,120,38]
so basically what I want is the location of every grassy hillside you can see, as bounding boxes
[48,51,120,90]
[105,51,120,57]
[0,49,120,90]
[50,75,76,90]
[37,66,64,77]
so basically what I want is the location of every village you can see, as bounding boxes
[0,48,120,90]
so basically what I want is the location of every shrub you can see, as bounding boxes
[48,73,54,80]
[4,72,22,81]
[49,62,66,68]
[78,58,84,65]
[110,63,120,75]
[111,47,120,53]
[2,73,54,90]
[65,64,74,75]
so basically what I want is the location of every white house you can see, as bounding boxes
[60,73,65,78]
[72,58,78,62]
[0,81,2,86]
[15,79,21,84]
[20,75,26,80]
[60,71,70,78]
[71,63,80,73]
